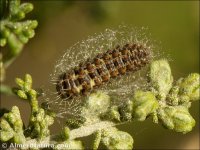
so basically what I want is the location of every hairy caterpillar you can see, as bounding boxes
[48,26,154,117]
[56,43,150,99]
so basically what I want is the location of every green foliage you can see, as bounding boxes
[0,60,199,149]
[0,0,37,83]
[157,106,195,133]
[132,91,159,121]
[14,74,55,140]
[101,127,134,150]
[149,59,173,100]
[81,91,111,124]
[0,106,25,143]
[167,73,200,106]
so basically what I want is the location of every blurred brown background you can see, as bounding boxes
[1,1,199,149]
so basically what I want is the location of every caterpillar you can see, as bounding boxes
[48,26,154,117]
[56,43,150,99]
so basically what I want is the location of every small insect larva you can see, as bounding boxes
[56,43,150,99]
[47,26,154,117]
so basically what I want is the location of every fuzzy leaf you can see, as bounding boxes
[81,91,110,123]
[149,59,173,100]
[101,127,134,150]
[167,73,200,106]
[132,90,159,121]
[157,106,195,134]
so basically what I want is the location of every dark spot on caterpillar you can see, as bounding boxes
[56,43,150,99]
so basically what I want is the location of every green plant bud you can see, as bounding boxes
[17,90,27,99]
[13,131,26,144]
[167,73,200,106]
[9,1,20,17]
[55,140,84,150]
[24,74,32,91]
[18,34,28,44]
[0,119,15,142]
[101,127,134,150]
[15,77,24,88]
[36,109,45,122]
[7,33,23,53]
[6,106,20,124]
[0,106,25,143]
[93,130,101,150]
[14,11,25,20]
[132,91,159,121]
[0,38,6,46]
[29,89,37,99]
[0,130,14,141]
[28,20,38,29]
[61,127,70,140]
[13,24,22,34]
[23,29,35,38]
[149,59,173,100]
[19,3,34,14]
[45,115,54,126]
[157,106,195,134]
[0,118,11,131]
[177,73,200,102]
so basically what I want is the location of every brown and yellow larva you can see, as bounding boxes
[56,43,150,99]
[47,26,154,118]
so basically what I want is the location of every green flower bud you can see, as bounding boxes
[0,130,14,141]
[29,89,37,99]
[45,115,54,126]
[17,90,27,99]
[28,20,38,29]
[60,127,70,140]
[24,74,32,91]
[7,33,23,53]
[149,59,173,100]
[93,130,102,150]
[0,106,25,143]
[132,91,159,121]
[13,24,22,34]
[9,0,20,15]
[36,109,45,122]
[101,127,134,150]
[19,3,33,14]
[177,73,199,102]
[15,77,24,88]
[0,119,15,141]
[157,106,195,134]
[167,73,200,106]
[23,29,35,38]
[18,34,28,44]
